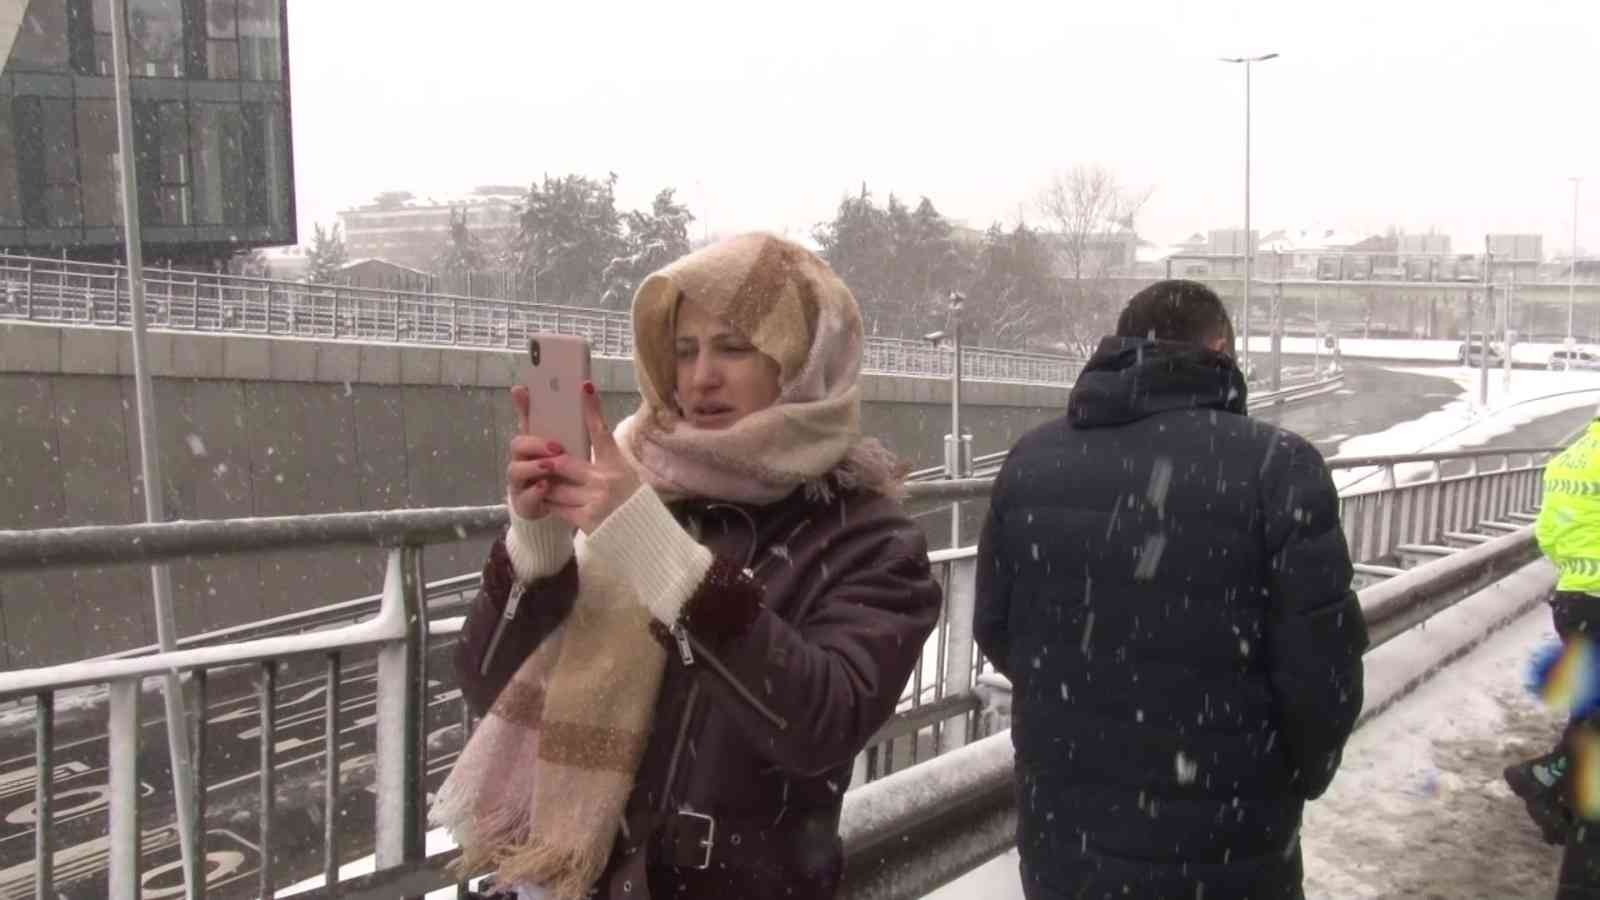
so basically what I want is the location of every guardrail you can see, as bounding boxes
[906,372,1348,483]
[0,491,991,898]
[0,446,1558,899]
[0,252,1082,386]
[1333,446,1556,565]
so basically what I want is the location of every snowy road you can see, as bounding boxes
[1300,604,1565,898]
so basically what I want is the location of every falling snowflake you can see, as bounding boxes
[1175,751,1198,785]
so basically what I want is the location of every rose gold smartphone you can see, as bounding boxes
[523,334,592,462]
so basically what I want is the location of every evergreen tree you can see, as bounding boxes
[432,207,488,277]
[305,223,348,284]
[602,188,695,309]
[512,173,627,304]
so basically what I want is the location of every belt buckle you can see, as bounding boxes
[676,809,716,870]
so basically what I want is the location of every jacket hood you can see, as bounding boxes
[1067,336,1248,428]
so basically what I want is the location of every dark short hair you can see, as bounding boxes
[1115,279,1236,349]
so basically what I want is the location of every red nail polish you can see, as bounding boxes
[583,381,595,395]
[548,441,564,454]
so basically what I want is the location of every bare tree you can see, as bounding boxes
[1037,164,1151,354]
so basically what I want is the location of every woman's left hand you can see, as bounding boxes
[543,382,643,535]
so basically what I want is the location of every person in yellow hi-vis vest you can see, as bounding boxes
[1507,421,1600,870]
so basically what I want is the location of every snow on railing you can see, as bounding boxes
[0,252,1081,386]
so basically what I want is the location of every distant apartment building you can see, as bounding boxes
[337,187,522,273]
[1202,229,1258,277]
[2,0,295,261]
[1486,233,1544,283]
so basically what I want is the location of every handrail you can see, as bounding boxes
[1327,446,1562,470]
[1361,526,1540,647]
[909,444,1567,495]
[905,371,1348,483]
[90,571,483,661]
[0,506,507,571]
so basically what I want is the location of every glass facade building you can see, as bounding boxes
[1,0,295,256]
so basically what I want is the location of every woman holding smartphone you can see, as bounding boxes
[433,232,943,900]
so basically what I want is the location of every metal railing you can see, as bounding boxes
[0,446,1558,898]
[1332,446,1556,566]
[904,370,1350,483]
[0,492,991,898]
[0,252,1081,386]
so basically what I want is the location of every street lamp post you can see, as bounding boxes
[925,291,969,549]
[1220,52,1279,376]
[108,0,198,895]
[1571,177,1583,346]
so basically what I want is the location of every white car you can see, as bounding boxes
[1457,338,1505,366]
[1549,349,1600,371]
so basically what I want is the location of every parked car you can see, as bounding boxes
[1457,337,1505,366]
[1549,348,1600,371]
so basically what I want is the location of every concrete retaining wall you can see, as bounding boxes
[0,322,1066,667]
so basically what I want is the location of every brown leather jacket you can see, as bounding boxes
[456,484,942,899]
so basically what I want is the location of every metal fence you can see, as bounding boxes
[904,371,1350,483]
[0,253,1082,386]
[0,446,1558,899]
[1332,446,1555,567]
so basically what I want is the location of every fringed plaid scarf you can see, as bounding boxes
[431,556,666,899]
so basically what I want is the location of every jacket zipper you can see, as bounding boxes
[682,628,790,732]
[658,681,701,813]
[478,581,527,677]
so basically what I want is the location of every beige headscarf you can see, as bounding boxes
[616,231,901,504]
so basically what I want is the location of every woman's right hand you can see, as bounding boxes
[506,385,566,520]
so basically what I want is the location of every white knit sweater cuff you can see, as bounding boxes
[503,502,575,582]
[585,485,713,626]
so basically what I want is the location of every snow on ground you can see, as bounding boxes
[1331,365,1600,492]
[273,825,475,898]
[1302,604,1565,899]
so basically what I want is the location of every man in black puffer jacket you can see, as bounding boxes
[975,280,1367,900]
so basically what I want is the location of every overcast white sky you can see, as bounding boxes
[286,0,1599,254]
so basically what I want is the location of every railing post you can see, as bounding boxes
[108,678,142,899]
[324,652,343,896]
[258,660,278,898]
[23,260,33,318]
[191,669,208,900]
[374,545,427,894]
[939,555,978,753]
[35,692,54,900]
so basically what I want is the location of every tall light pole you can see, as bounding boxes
[1220,52,1279,375]
[1571,176,1583,345]
[109,0,198,895]
[924,291,968,549]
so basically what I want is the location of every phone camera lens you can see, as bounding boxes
[529,339,541,365]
